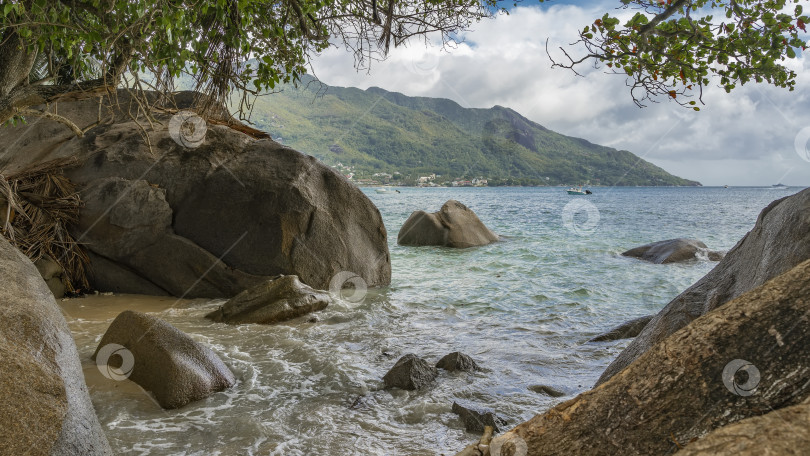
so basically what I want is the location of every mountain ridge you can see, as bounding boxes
[244,76,700,186]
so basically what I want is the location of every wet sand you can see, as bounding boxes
[59,293,196,321]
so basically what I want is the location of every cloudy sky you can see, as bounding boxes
[309,0,810,186]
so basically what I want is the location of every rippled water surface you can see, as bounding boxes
[62,186,803,455]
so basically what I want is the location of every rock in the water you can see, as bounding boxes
[528,385,566,397]
[452,401,507,433]
[482,260,810,455]
[675,398,810,455]
[436,352,480,372]
[397,200,498,248]
[588,315,654,342]
[621,238,718,264]
[382,354,438,390]
[0,90,391,298]
[599,189,810,385]
[0,237,111,455]
[205,275,332,324]
[92,310,235,409]
[707,250,726,261]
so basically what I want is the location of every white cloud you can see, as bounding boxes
[310,4,810,186]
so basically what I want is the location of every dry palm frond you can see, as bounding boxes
[1,157,90,293]
[0,178,25,242]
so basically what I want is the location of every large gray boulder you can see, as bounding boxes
[0,237,111,455]
[397,200,498,248]
[0,91,391,298]
[92,310,235,409]
[205,275,332,324]
[598,188,810,385]
[463,259,810,456]
[621,238,723,264]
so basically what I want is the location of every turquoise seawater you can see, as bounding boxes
[65,186,803,455]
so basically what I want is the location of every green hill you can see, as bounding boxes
[243,76,700,187]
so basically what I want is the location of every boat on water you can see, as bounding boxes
[375,188,400,194]
[566,186,592,195]
[772,183,788,189]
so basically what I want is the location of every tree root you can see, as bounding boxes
[17,107,84,137]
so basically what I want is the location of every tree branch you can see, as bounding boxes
[638,0,691,37]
